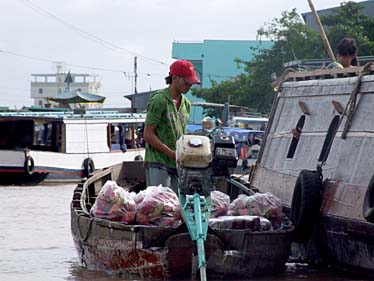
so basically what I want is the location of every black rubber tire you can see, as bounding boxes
[82,158,95,177]
[24,156,34,176]
[290,169,323,243]
[363,174,374,222]
[134,155,143,161]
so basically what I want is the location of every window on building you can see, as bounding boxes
[58,88,62,94]
[38,100,43,106]
[38,88,43,94]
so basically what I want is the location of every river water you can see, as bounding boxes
[0,183,370,281]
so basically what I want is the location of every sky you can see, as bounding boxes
[0,0,362,109]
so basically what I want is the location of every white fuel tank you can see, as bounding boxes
[176,135,212,168]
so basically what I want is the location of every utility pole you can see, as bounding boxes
[130,56,138,114]
[134,56,138,95]
[131,56,138,148]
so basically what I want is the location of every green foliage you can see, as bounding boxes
[240,9,327,113]
[322,1,374,56]
[191,1,374,114]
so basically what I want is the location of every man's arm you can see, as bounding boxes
[144,125,176,160]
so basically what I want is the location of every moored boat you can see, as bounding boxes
[70,160,293,280]
[249,64,374,275]
[0,110,145,183]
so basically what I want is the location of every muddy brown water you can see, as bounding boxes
[0,183,370,281]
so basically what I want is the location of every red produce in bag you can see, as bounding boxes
[135,185,181,226]
[90,180,136,224]
[229,192,282,218]
[210,190,230,218]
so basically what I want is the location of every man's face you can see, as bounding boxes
[177,76,192,94]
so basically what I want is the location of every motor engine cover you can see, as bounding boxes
[176,135,212,168]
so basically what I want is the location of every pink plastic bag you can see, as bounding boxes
[210,190,230,218]
[135,185,181,226]
[90,180,136,224]
[229,192,282,219]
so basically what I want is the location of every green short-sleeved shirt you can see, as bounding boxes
[144,88,190,170]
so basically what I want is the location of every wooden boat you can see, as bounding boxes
[70,160,293,280]
[0,110,145,183]
[249,64,374,274]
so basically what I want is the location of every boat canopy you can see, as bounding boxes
[48,91,106,104]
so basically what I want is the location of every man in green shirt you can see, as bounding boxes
[144,60,200,192]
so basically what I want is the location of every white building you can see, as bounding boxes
[30,71,101,107]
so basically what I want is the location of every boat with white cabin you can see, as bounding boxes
[0,109,145,183]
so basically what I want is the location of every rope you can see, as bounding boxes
[341,62,374,139]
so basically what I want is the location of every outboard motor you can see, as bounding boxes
[176,133,237,281]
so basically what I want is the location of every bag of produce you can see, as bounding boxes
[135,185,181,226]
[210,190,230,218]
[228,192,283,228]
[229,193,281,217]
[90,180,136,224]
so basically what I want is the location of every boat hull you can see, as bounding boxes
[71,207,292,279]
[250,69,374,275]
[70,162,293,279]
[0,148,144,182]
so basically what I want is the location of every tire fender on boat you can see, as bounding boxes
[363,174,374,222]
[82,158,95,177]
[24,155,34,176]
[134,155,143,161]
[290,169,323,243]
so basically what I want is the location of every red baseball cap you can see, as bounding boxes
[169,60,200,84]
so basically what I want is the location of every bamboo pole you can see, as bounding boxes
[307,0,336,62]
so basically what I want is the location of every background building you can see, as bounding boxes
[30,65,101,108]
[302,0,374,31]
[172,40,273,123]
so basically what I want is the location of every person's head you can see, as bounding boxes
[336,38,358,67]
[165,60,200,94]
[201,116,214,130]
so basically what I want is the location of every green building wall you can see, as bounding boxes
[172,40,273,123]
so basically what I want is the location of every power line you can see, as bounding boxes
[0,48,162,76]
[19,0,167,66]
[0,48,236,79]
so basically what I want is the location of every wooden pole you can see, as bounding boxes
[307,0,336,62]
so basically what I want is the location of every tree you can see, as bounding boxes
[191,1,374,114]
[192,9,322,114]
[322,1,374,56]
